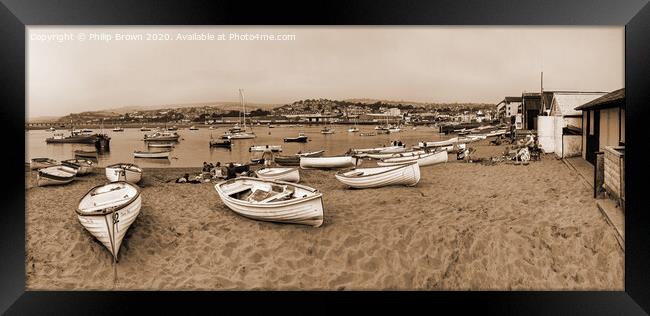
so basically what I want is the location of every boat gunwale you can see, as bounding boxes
[76,181,141,216]
[255,167,299,178]
[215,177,322,207]
[335,161,418,178]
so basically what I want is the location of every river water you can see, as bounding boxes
[26,125,451,168]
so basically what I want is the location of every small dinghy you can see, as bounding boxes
[76,181,142,260]
[62,158,94,175]
[335,161,421,189]
[37,165,77,186]
[256,167,300,183]
[214,177,324,227]
[105,163,143,183]
[300,156,361,169]
[249,145,283,152]
[210,139,232,148]
[147,142,174,148]
[351,145,405,155]
[30,157,58,170]
[133,150,171,159]
[377,150,448,167]
[274,156,300,166]
[74,150,98,159]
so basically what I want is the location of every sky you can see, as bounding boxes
[27,26,624,118]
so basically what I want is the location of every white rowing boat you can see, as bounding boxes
[377,150,448,167]
[147,142,175,148]
[62,158,94,175]
[351,145,405,155]
[300,156,361,169]
[133,150,171,159]
[37,165,77,186]
[255,167,300,183]
[249,145,283,152]
[295,150,325,157]
[366,150,425,160]
[30,157,58,170]
[215,177,324,227]
[105,163,143,183]
[335,162,420,189]
[76,181,142,260]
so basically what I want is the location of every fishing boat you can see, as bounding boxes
[30,157,58,170]
[377,150,448,167]
[223,132,256,139]
[46,131,109,144]
[189,125,199,130]
[105,163,143,183]
[62,158,94,175]
[76,181,142,260]
[36,165,77,186]
[366,150,425,160]
[133,150,171,159]
[249,145,282,152]
[347,127,359,133]
[140,126,151,131]
[214,177,324,227]
[255,167,300,183]
[112,127,124,132]
[210,138,232,148]
[147,142,174,148]
[335,162,420,189]
[143,131,180,142]
[74,150,98,159]
[300,156,361,169]
[283,133,308,143]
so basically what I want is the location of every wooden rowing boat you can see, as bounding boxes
[37,165,77,186]
[62,158,94,175]
[377,150,448,167]
[335,162,420,189]
[105,163,143,183]
[133,150,171,159]
[76,181,141,260]
[255,167,300,183]
[300,156,361,169]
[215,177,324,227]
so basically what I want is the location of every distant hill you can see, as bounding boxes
[105,101,282,114]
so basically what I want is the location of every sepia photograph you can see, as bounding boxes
[25,26,625,291]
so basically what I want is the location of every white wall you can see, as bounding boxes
[599,107,621,150]
[537,116,555,153]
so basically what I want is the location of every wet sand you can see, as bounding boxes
[26,140,624,290]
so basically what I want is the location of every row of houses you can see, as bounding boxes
[497,88,625,208]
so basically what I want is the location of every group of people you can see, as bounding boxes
[175,161,243,183]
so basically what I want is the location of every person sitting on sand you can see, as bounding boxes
[202,162,209,172]
[176,173,190,183]
[225,163,237,180]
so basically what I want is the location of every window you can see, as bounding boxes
[589,110,595,135]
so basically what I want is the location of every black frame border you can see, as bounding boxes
[2,0,649,314]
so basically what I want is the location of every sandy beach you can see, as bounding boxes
[25,140,624,290]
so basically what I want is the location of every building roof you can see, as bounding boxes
[550,92,607,116]
[505,96,522,102]
[574,88,625,111]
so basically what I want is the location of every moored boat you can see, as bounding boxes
[300,156,361,169]
[76,181,142,260]
[105,163,143,183]
[112,127,124,132]
[320,127,335,134]
[189,125,199,130]
[147,142,175,148]
[214,177,324,227]
[377,150,448,167]
[283,133,308,143]
[143,131,180,142]
[255,167,300,183]
[210,138,232,148]
[140,126,151,131]
[37,165,77,186]
[249,145,282,152]
[74,150,98,159]
[296,150,325,157]
[30,157,58,170]
[133,150,171,159]
[335,161,420,189]
[62,158,94,175]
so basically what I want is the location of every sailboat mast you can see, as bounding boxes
[240,89,246,129]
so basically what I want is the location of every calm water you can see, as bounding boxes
[26,125,450,168]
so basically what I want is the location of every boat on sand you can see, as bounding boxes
[377,150,448,167]
[76,181,142,261]
[105,163,143,183]
[30,157,58,170]
[62,158,94,175]
[300,156,361,169]
[214,177,324,227]
[37,165,77,186]
[335,161,420,189]
[255,167,300,183]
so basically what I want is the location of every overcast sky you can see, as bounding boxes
[27,26,623,118]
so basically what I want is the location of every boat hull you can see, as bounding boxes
[37,165,77,186]
[133,151,170,159]
[378,150,448,167]
[300,156,359,169]
[283,136,308,143]
[77,183,141,260]
[255,168,300,183]
[105,164,143,183]
[335,162,420,189]
[366,150,425,160]
[215,177,324,227]
[62,159,94,175]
